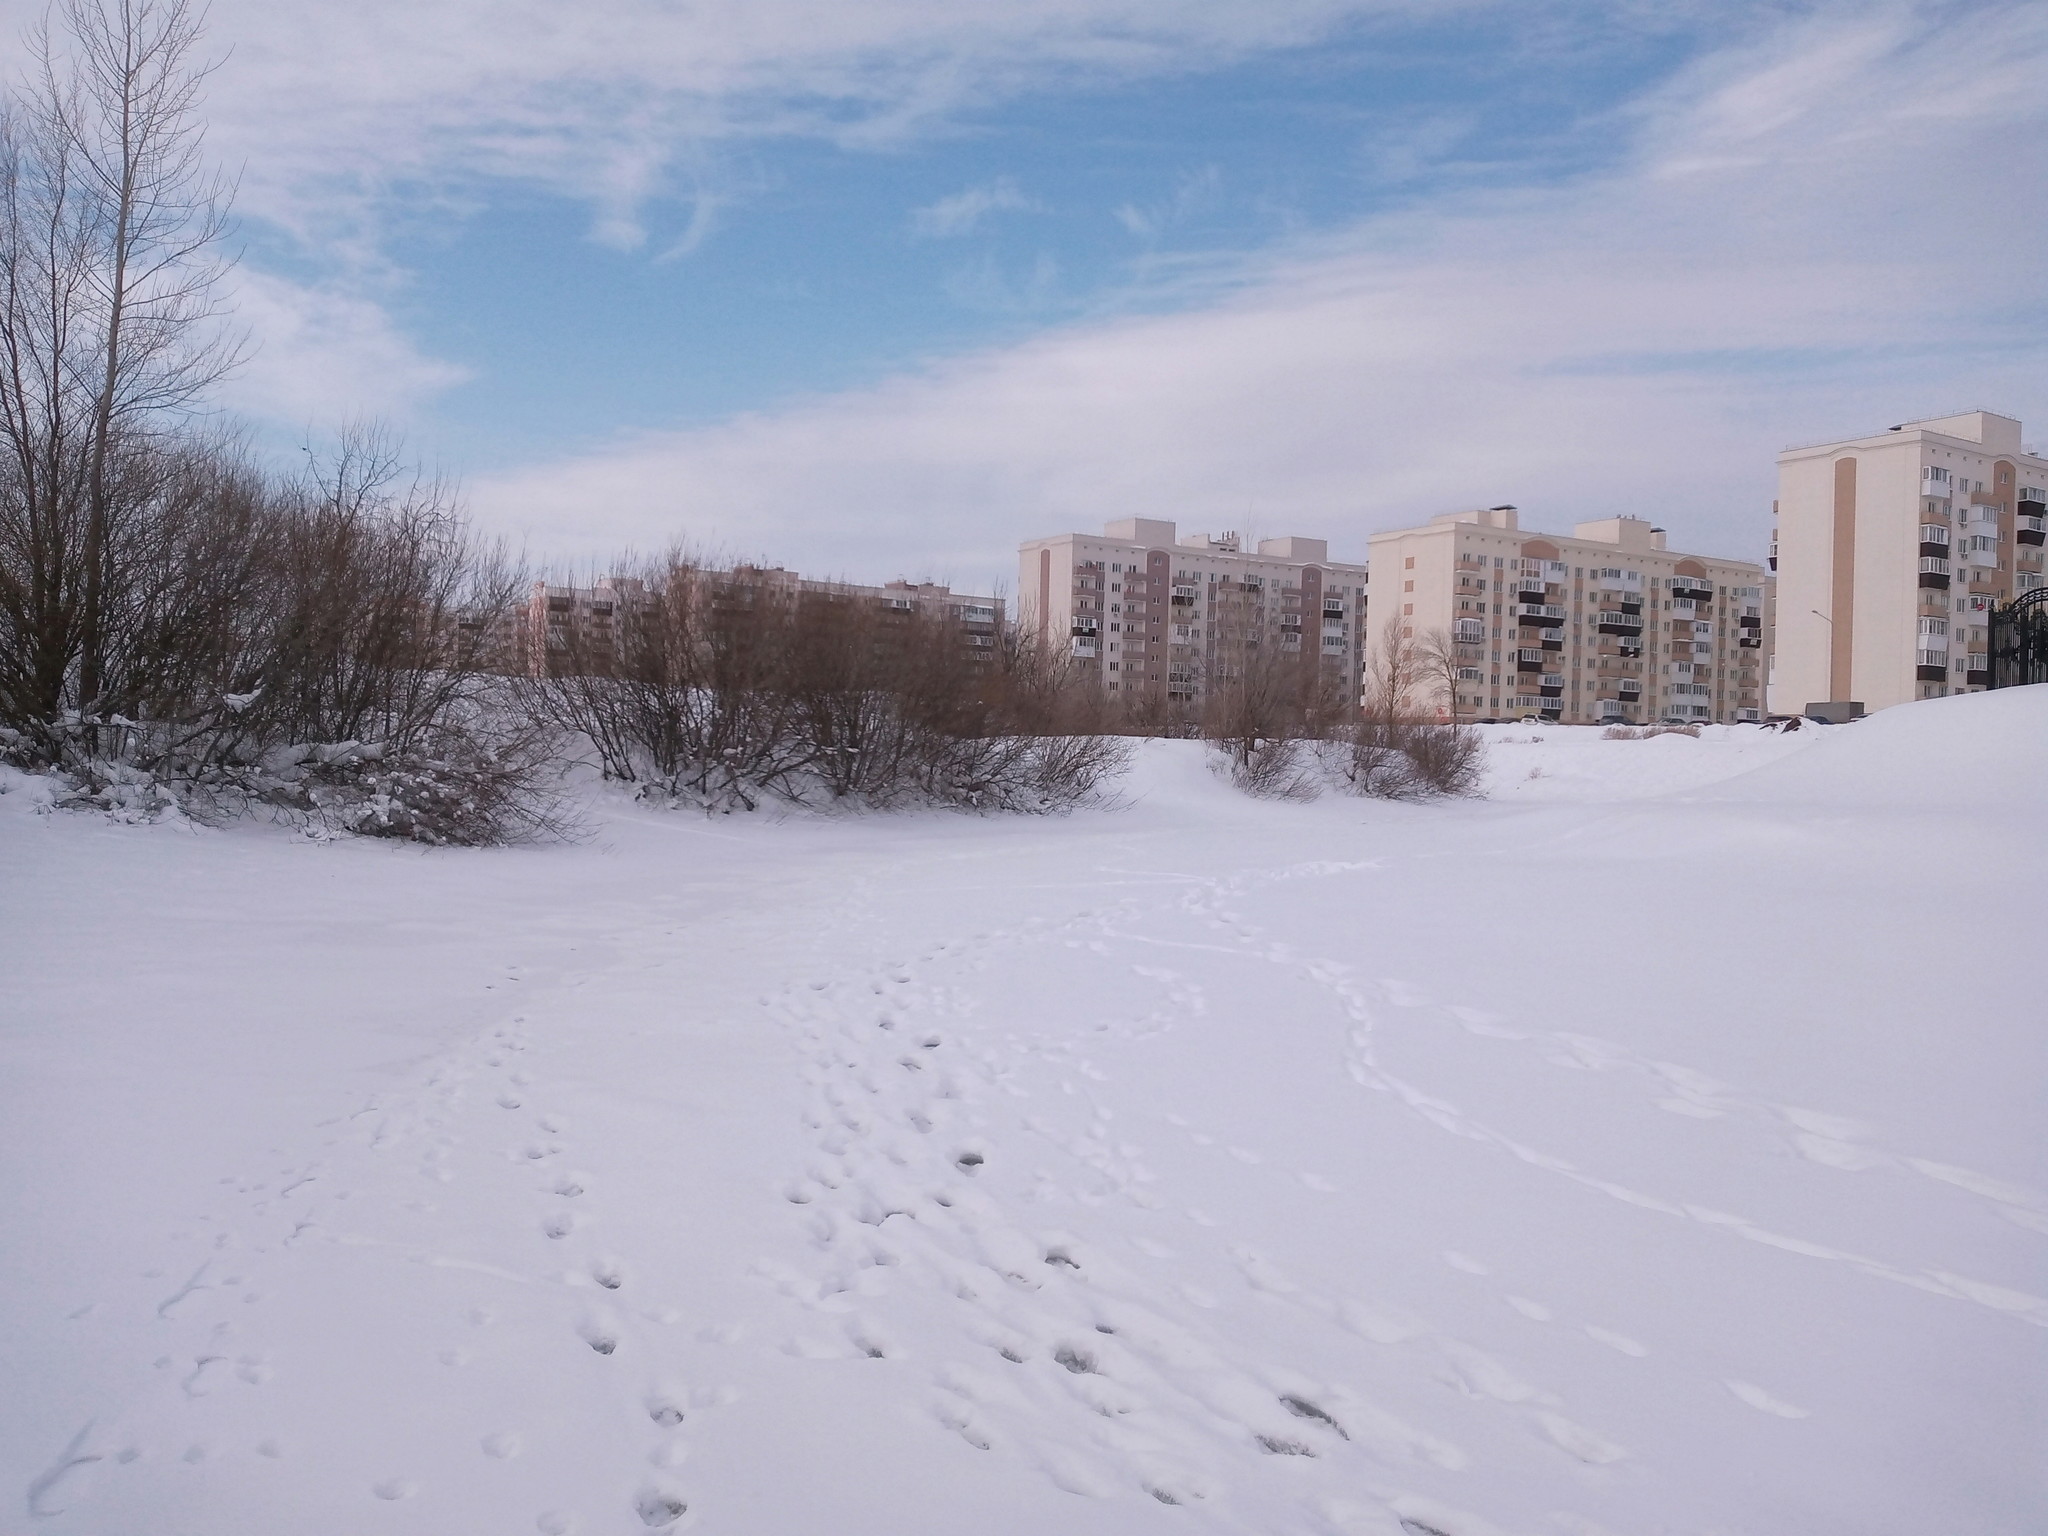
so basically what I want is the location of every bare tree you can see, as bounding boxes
[1362,612,1422,728]
[1196,632,1323,797]
[0,0,236,758]
[1344,613,1486,799]
[1413,626,1467,724]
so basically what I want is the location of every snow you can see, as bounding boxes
[3,691,2045,1536]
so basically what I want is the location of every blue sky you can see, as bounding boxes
[341,11,1693,466]
[9,0,2042,592]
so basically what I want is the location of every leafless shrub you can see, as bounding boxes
[1402,720,1485,795]
[1212,735,1321,801]
[1198,626,1339,790]
[1601,724,1639,740]
[21,426,571,844]
[241,702,572,846]
[517,554,1125,816]
[1341,718,1486,800]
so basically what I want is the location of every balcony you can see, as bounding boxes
[2019,514,2046,546]
[1738,635,1762,649]
[1515,648,1547,671]
[1538,675,1565,696]
[1517,603,1566,627]
[1516,579,1549,599]
[1918,556,1951,590]
[1671,578,1714,603]
[1596,611,1644,633]
[1738,613,1762,629]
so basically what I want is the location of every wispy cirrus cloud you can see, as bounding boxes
[913,179,1038,238]
[0,0,1464,428]
[0,0,1426,251]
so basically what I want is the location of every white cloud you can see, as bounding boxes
[0,0,1420,255]
[1114,164,1222,240]
[217,272,471,429]
[913,179,1037,238]
[0,0,1454,443]
[463,4,2048,591]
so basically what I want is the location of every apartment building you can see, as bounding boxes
[1366,508,1767,725]
[1771,410,2047,716]
[1017,519,1370,703]
[523,569,1004,677]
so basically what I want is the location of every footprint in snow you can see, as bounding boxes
[647,1394,686,1427]
[1724,1379,1809,1418]
[1584,1325,1647,1357]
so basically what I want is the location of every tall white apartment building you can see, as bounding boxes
[1772,410,2047,715]
[1366,508,1767,724]
[1018,519,1369,703]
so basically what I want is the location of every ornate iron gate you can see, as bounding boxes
[1989,587,2048,689]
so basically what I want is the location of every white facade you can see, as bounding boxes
[1366,508,1767,724]
[1772,411,2048,715]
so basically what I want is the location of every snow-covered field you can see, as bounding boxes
[3,691,2044,1536]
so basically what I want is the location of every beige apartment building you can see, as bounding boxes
[1366,508,1767,724]
[1017,519,1370,704]
[1771,410,2047,716]
[522,569,1004,677]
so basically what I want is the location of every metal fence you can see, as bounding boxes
[1989,587,2048,689]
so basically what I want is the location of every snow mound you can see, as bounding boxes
[1709,685,2048,807]
[1475,722,1817,802]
